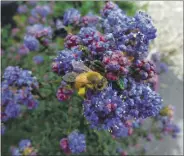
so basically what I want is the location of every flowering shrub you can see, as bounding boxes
[1,1,180,156]
[52,1,164,142]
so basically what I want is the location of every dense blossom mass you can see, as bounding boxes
[121,77,163,119]
[51,1,164,142]
[60,131,86,154]
[1,66,39,134]
[83,86,129,137]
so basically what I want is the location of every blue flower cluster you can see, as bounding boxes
[101,2,156,60]
[2,66,38,88]
[19,139,31,151]
[17,2,52,25]
[78,27,108,56]
[156,116,180,138]
[60,131,86,154]
[26,24,52,38]
[63,8,100,28]
[24,35,39,51]
[68,131,86,154]
[130,60,156,81]
[63,8,81,26]
[17,5,28,14]
[80,13,100,27]
[78,27,99,46]
[24,24,53,51]
[1,66,39,135]
[52,48,82,74]
[83,86,129,137]
[33,55,44,64]
[31,5,51,18]
[121,77,163,119]
[18,44,30,55]
[19,3,53,52]
[10,139,37,156]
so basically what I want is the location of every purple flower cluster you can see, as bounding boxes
[15,87,38,110]
[83,86,129,137]
[53,3,157,77]
[28,16,39,25]
[158,116,180,138]
[78,27,108,56]
[33,55,44,64]
[130,60,156,81]
[56,85,73,101]
[68,131,86,153]
[1,85,38,122]
[3,66,38,88]
[20,3,53,51]
[64,34,81,49]
[101,1,120,17]
[121,77,163,119]
[103,51,131,80]
[101,2,156,60]
[1,67,39,134]
[24,35,39,51]
[19,139,31,151]
[63,8,81,26]
[26,24,52,38]
[24,24,53,51]
[52,48,82,74]
[107,118,129,138]
[17,5,28,14]
[18,44,30,55]
[80,13,100,27]
[83,80,162,136]
[63,8,100,28]
[78,27,99,45]
[3,102,21,120]
[151,52,168,74]
[10,139,37,156]
[18,3,52,25]
[31,5,51,18]
[60,131,86,154]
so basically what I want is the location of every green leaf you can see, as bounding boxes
[116,78,124,90]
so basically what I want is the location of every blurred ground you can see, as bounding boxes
[148,70,183,155]
[137,1,183,155]
[138,1,183,81]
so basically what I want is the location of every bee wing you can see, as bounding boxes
[62,72,78,82]
[72,60,92,73]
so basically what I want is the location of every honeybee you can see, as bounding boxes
[75,71,107,90]
[62,61,107,97]
[159,106,174,117]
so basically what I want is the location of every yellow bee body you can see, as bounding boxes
[22,147,33,156]
[159,106,174,117]
[75,72,90,89]
[75,71,107,97]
